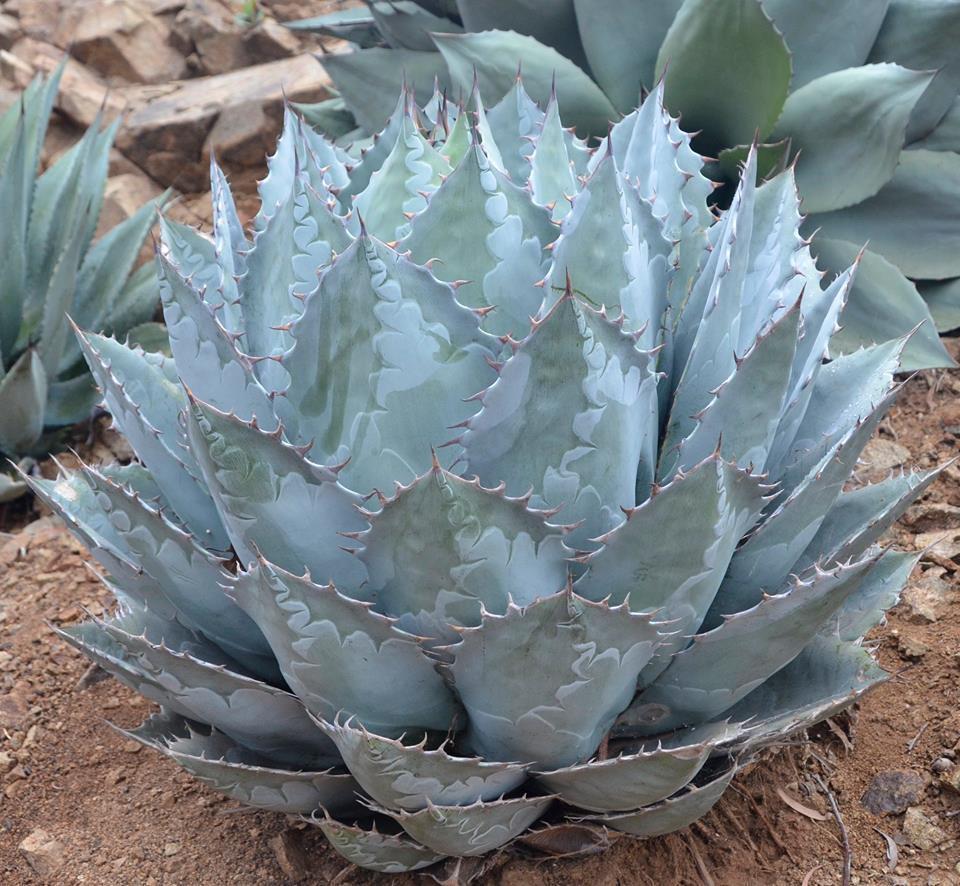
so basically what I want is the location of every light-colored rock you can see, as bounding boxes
[902,567,954,623]
[55,0,188,84]
[97,172,165,236]
[19,829,66,878]
[4,0,62,42]
[914,529,960,561]
[860,437,912,477]
[903,807,949,850]
[114,53,331,189]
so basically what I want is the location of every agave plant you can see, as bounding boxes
[32,82,940,873]
[290,0,960,369]
[0,66,165,502]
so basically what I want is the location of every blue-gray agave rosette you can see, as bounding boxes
[33,81,939,872]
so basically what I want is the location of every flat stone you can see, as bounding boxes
[55,0,188,84]
[902,806,948,850]
[19,829,66,878]
[914,529,960,561]
[898,633,931,661]
[861,770,926,815]
[270,830,311,882]
[861,438,912,476]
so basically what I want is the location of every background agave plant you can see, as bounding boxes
[0,66,165,502]
[31,81,943,873]
[290,0,960,371]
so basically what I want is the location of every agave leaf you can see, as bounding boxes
[119,712,359,815]
[228,559,460,736]
[669,301,800,478]
[404,144,554,337]
[370,0,462,50]
[633,554,880,733]
[157,253,278,428]
[911,94,960,153]
[283,6,382,44]
[919,277,960,333]
[536,720,739,813]
[323,49,450,135]
[0,471,27,503]
[0,349,47,454]
[714,140,792,192]
[773,338,903,494]
[75,461,276,677]
[578,762,737,837]
[353,111,450,240]
[310,814,446,873]
[547,152,668,349]
[574,0,683,113]
[38,223,87,380]
[338,93,408,203]
[486,79,545,183]
[318,714,529,811]
[799,467,944,571]
[278,236,496,492]
[528,97,577,222]
[814,239,954,371]
[663,150,757,461]
[295,96,359,142]
[762,0,891,89]
[463,295,660,547]
[185,396,368,587]
[655,0,791,153]
[371,794,554,857]
[0,114,29,360]
[810,149,960,281]
[98,614,334,764]
[208,157,247,337]
[775,64,933,214]
[717,389,896,615]
[358,462,570,639]
[447,590,661,768]
[75,329,228,549]
[432,30,617,136]
[725,635,886,752]
[868,0,960,140]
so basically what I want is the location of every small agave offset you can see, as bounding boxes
[33,81,942,872]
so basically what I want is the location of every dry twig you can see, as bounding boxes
[813,774,851,886]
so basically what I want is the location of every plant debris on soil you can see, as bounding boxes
[2,345,960,885]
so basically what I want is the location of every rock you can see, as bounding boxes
[5,0,61,42]
[903,567,954,623]
[861,770,926,815]
[902,806,948,850]
[163,842,181,857]
[861,438,911,476]
[0,750,14,772]
[0,13,22,50]
[933,757,954,774]
[898,633,931,661]
[113,53,331,189]
[244,17,301,62]
[0,688,30,729]
[19,829,66,878]
[270,830,311,882]
[55,0,188,84]
[97,172,165,236]
[914,529,960,562]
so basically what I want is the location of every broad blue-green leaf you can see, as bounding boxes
[318,714,529,812]
[186,396,368,588]
[433,30,618,136]
[0,349,47,454]
[372,794,554,857]
[911,95,960,152]
[579,763,737,837]
[456,0,588,70]
[814,239,953,371]
[634,554,880,732]
[322,49,449,134]
[919,277,960,332]
[310,815,444,873]
[537,721,738,812]
[229,560,459,737]
[119,713,358,815]
[279,236,496,493]
[358,462,570,640]
[655,0,792,153]
[463,296,660,547]
[773,64,933,213]
[0,115,29,360]
[868,0,960,140]
[447,591,660,767]
[762,0,891,88]
[574,0,683,112]
[809,149,960,280]
[370,0,462,50]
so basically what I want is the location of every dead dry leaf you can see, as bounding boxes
[777,787,828,822]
